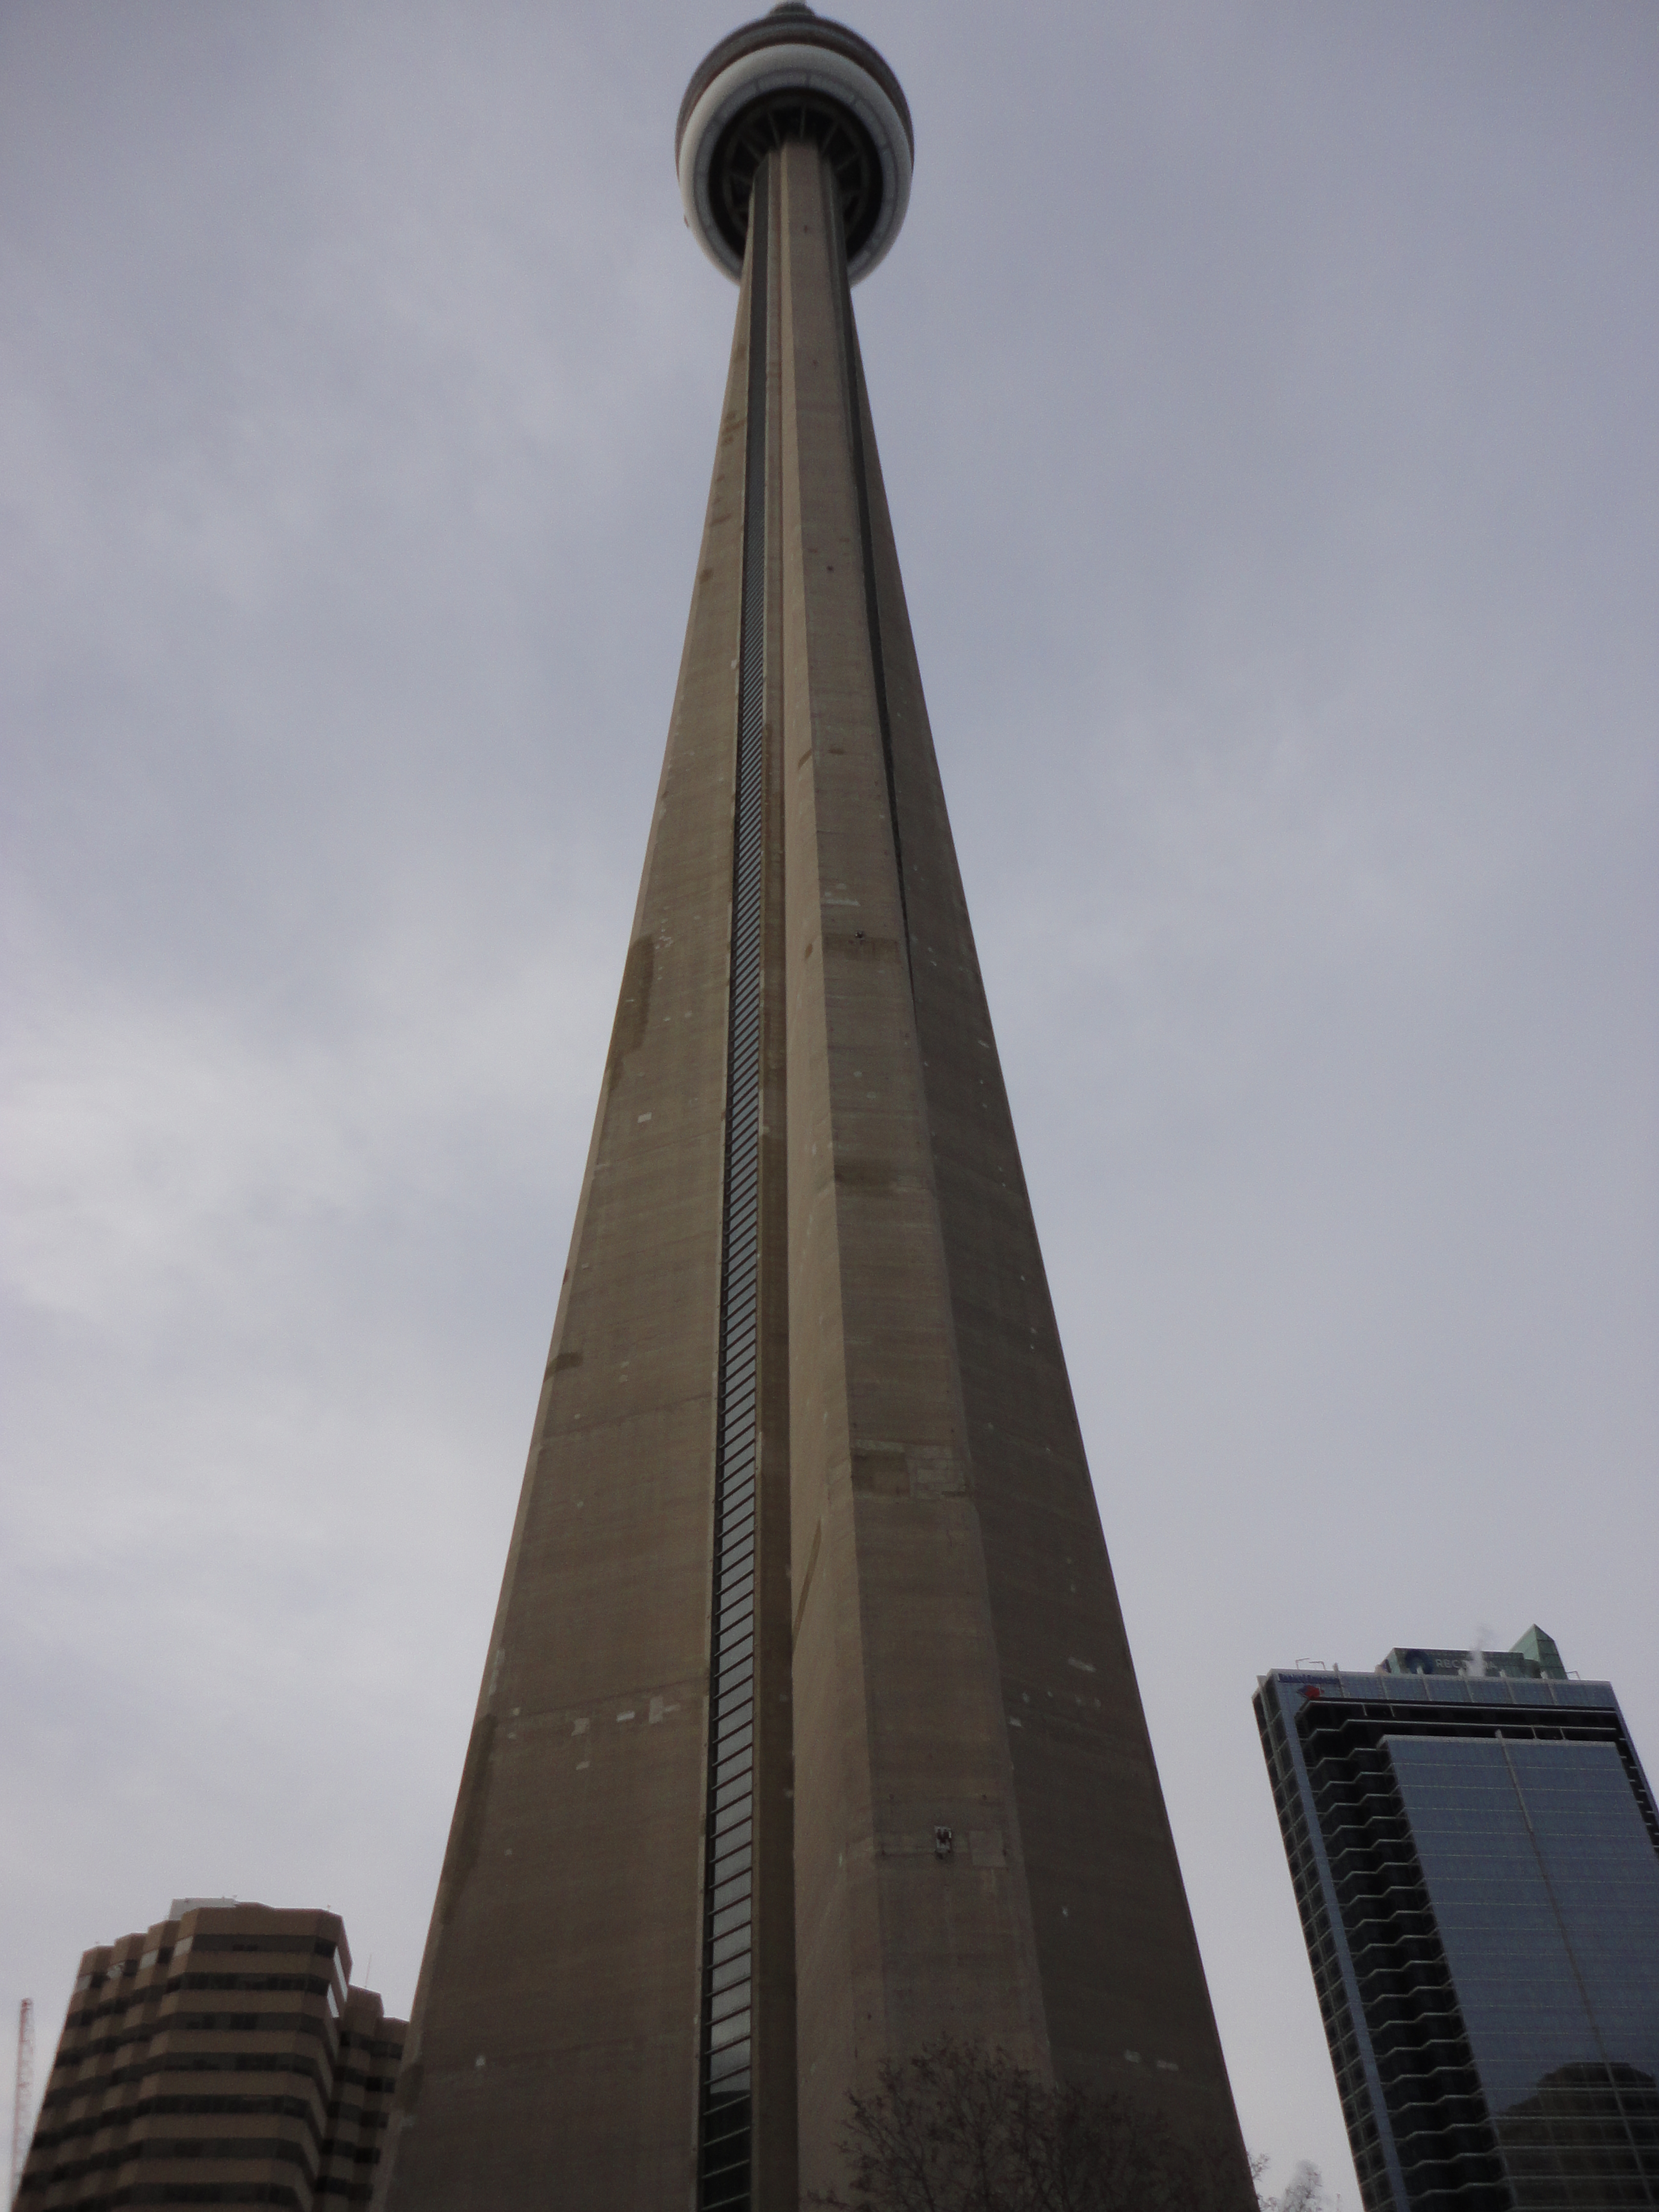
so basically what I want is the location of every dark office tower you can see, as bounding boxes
[1257,1632,1659,2212]
[17,1901,405,2210]
[377,12,1251,2209]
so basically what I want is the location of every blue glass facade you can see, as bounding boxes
[1256,1656,1659,2211]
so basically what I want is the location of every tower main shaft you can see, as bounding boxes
[377,22,1251,2211]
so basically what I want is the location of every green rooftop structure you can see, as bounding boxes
[1379,1625,1569,1684]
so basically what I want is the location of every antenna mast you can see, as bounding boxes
[9,1998,33,2208]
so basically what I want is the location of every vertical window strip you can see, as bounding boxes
[697,174,769,2212]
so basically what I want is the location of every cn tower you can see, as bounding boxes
[377,11,1252,2207]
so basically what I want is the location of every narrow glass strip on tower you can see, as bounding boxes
[698,174,770,2212]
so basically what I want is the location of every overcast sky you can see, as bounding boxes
[3,2,1655,2198]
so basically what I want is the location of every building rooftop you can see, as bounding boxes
[1379,1623,1567,1682]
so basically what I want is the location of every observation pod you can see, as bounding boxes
[677,1,913,282]
[375,13,1256,2212]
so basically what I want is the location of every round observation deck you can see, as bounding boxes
[676,3,913,284]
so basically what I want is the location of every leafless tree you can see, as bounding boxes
[806,2038,1258,2212]
[1253,2159,1331,2212]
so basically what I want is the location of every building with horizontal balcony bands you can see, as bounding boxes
[1257,1631,1659,2212]
[17,1899,405,2210]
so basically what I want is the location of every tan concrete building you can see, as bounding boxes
[18,1901,404,2210]
[378,9,1254,2209]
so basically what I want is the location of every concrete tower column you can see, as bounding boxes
[770,140,1050,2186]
[377,13,1255,2210]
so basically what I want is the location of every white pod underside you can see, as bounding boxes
[678,41,912,284]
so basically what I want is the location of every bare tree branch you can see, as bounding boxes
[805,2038,1265,2212]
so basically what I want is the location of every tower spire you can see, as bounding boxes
[376,17,1253,2210]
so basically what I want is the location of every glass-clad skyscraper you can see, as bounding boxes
[1256,1631,1659,2211]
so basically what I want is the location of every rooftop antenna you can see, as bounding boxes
[10,1997,34,2207]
